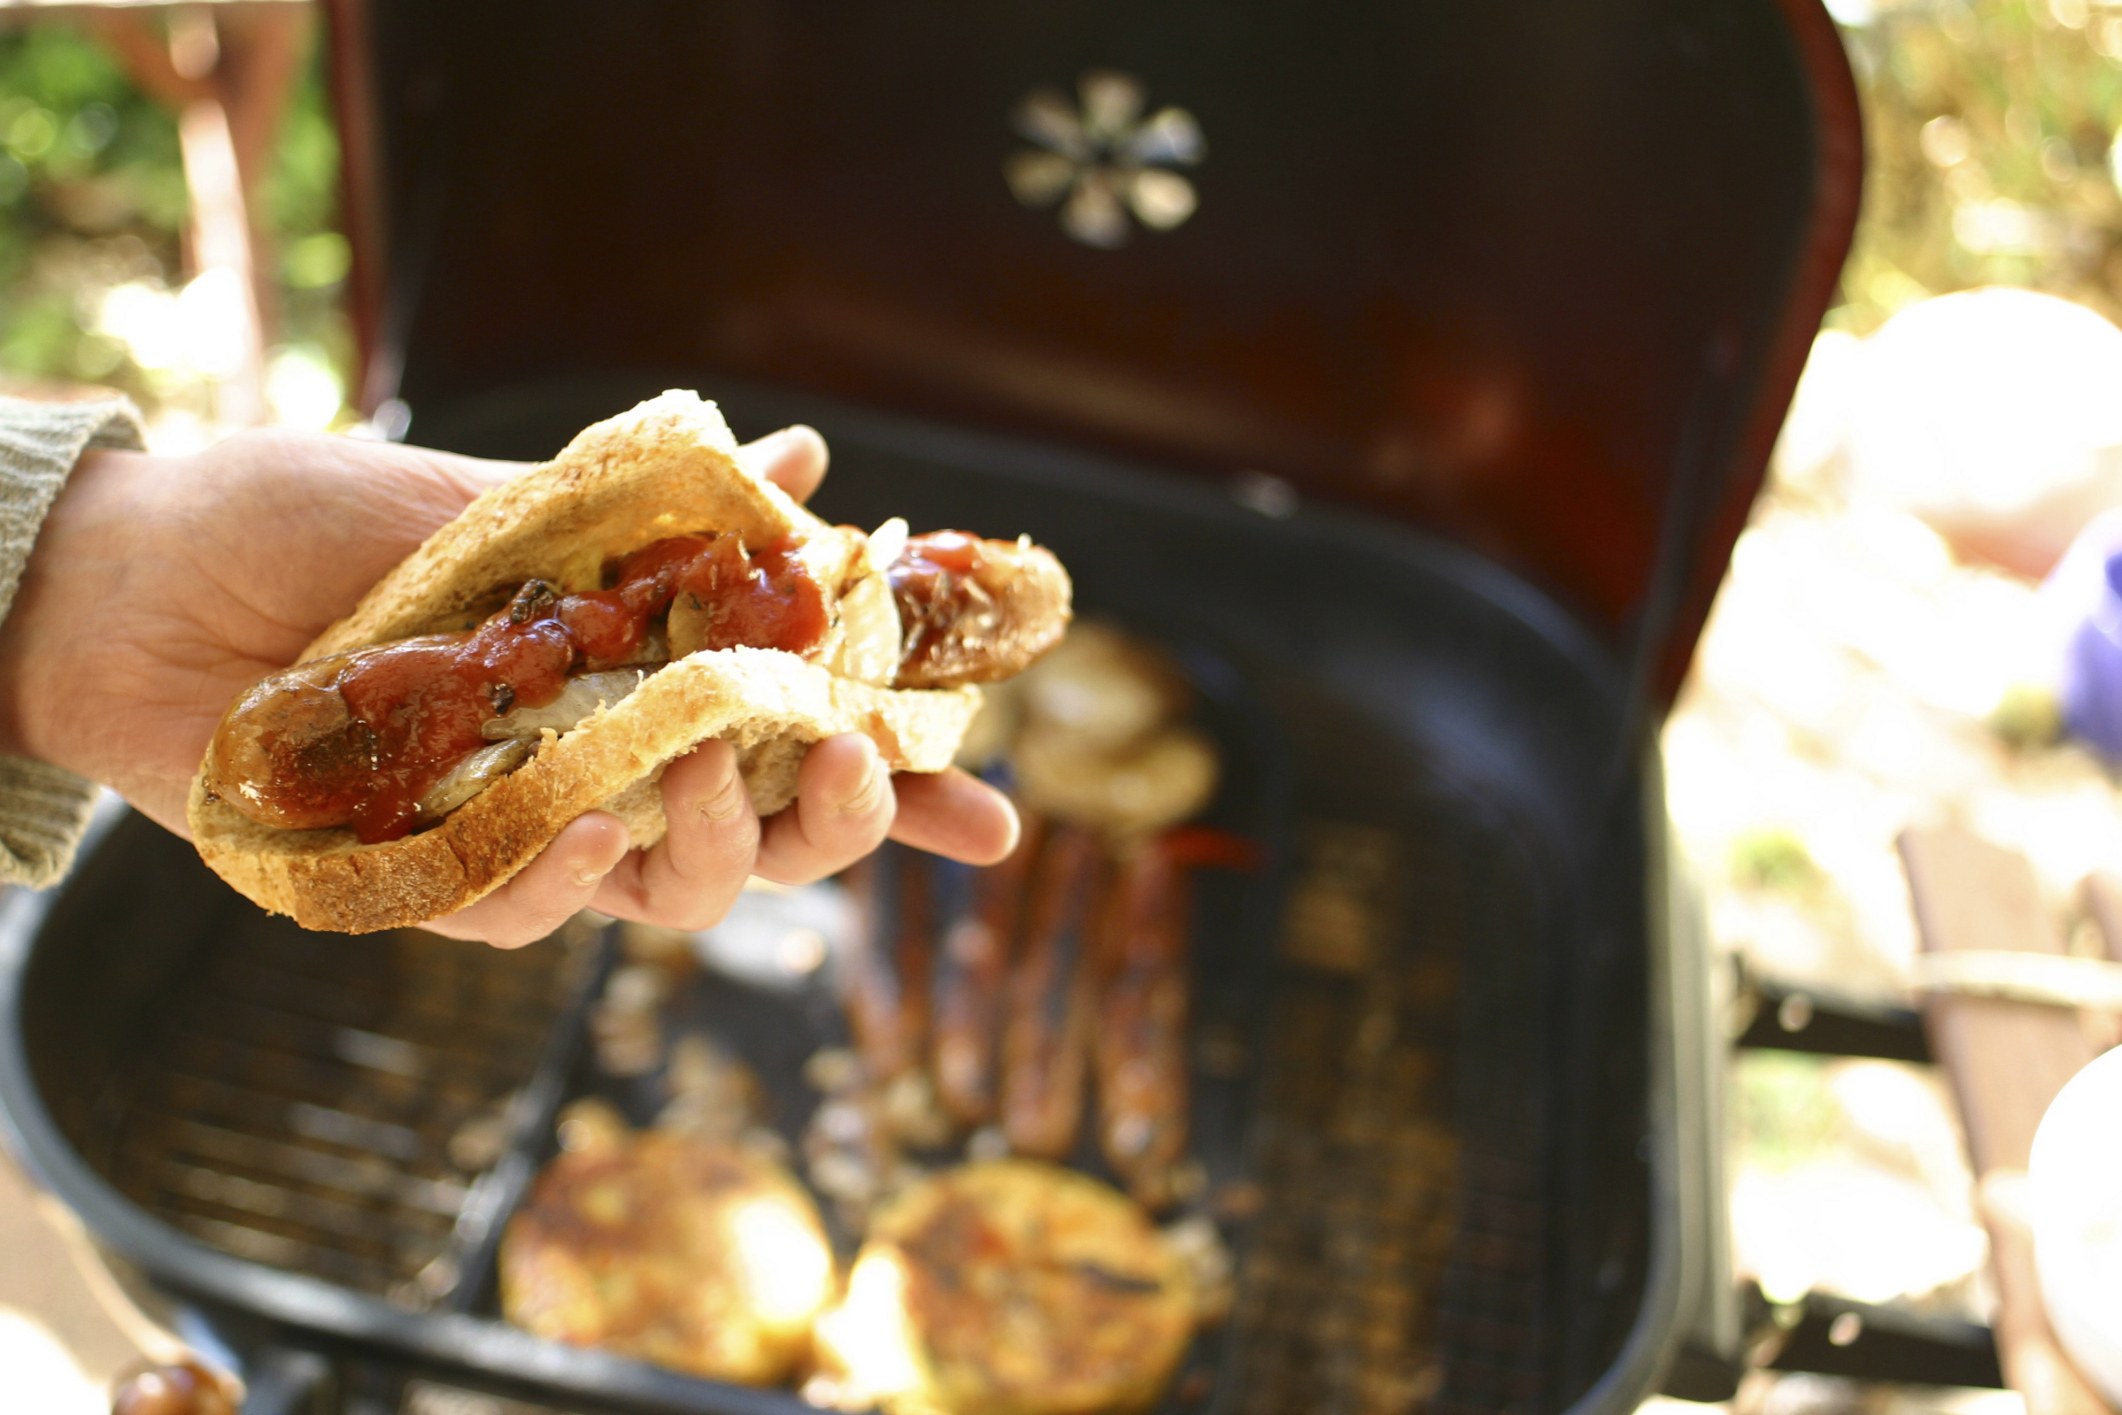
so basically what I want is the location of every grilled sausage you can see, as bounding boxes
[930,811,1045,1126]
[1094,838,1193,1207]
[999,826,1104,1159]
[500,1132,834,1384]
[208,527,1069,843]
[889,532,1073,689]
[815,1160,1196,1415]
[837,842,932,1081]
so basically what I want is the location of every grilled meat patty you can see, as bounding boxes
[499,1131,834,1385]
[817,1159,1195,1415]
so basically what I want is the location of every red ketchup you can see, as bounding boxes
[227,533,826,844]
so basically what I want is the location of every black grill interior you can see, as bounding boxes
[29,840,596,1312]
[14,383,1653,1415]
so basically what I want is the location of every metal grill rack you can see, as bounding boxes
[1227,815,1548,1415]
[1429,835,1551,1415]
[0,589,1658,1415]
[93,910,594,1307]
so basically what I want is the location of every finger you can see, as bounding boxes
[738,425,829,504]
[888,769,1020,865]
[423,812,630,948]
[591,741,761,930]
[754,734,895,885]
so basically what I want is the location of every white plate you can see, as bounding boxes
[2031,1045,2122,1408]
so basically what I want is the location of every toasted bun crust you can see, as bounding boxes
[188,392,983,933]
[309,390,848,650]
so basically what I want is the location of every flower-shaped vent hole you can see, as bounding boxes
[1005,70,1205,249]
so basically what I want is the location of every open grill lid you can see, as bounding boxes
[327,0,1859,702]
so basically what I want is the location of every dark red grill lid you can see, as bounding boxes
[329,0,1859,700]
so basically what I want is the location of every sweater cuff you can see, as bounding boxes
[0,395,146,888]
[0,760,102,889]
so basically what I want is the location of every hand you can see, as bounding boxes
[0,423,1018,945]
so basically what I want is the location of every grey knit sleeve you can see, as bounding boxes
[0,395,147,888]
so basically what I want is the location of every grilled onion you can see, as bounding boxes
[415,738,533,820]
[830,571,903,687]
[483,670,649,741]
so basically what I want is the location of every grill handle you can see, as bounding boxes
[1763,1288,2003,1389]
[1665,1284,2005,1398]
[1730,964,1933,1063]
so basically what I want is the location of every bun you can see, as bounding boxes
[187,392,983,933]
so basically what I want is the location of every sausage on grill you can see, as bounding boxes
[998,826,1104,1159]
[930,810,1044,1125]
[1094,839,1193,1207]
[838,842,933,1082]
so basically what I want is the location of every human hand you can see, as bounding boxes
[0,423,1017,945]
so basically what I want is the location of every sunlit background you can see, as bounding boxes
[1670,6,2122,1415]
[8,2,2122,1413]
[0,7,347,447]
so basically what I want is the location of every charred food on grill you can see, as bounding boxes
[832,625,1222,1206]
[498,1128,835,1385]
[814,1160,1197,1415]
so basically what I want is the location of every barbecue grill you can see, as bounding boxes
[0,2,1861,1413]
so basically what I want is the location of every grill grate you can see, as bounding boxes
[1226,816,1548,1415]
[54,804,1565,1415]
[99,913,592,1306]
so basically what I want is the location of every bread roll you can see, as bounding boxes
[188,392,998,932]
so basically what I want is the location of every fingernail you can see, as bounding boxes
[701,758,747,822]
[838,745,886,816]
[573,835,627,888]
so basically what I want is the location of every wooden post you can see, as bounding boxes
[1898,826,2116,1415]
[80,1,312,429]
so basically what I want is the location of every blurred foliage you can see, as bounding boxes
[1837,0,2122,333]
[1733,1052,1844,1172]
[1987,679,2066,746]
[10,2,2122,415]
[0,22,185,398]
[0,13,345,415]
[1729,826,1826,893]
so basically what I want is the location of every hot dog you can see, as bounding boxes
[209,529,1057,845]
[187,392,1071,933]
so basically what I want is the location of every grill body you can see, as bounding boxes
[3,400,1712,1413]
[2,0,1850,1409]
